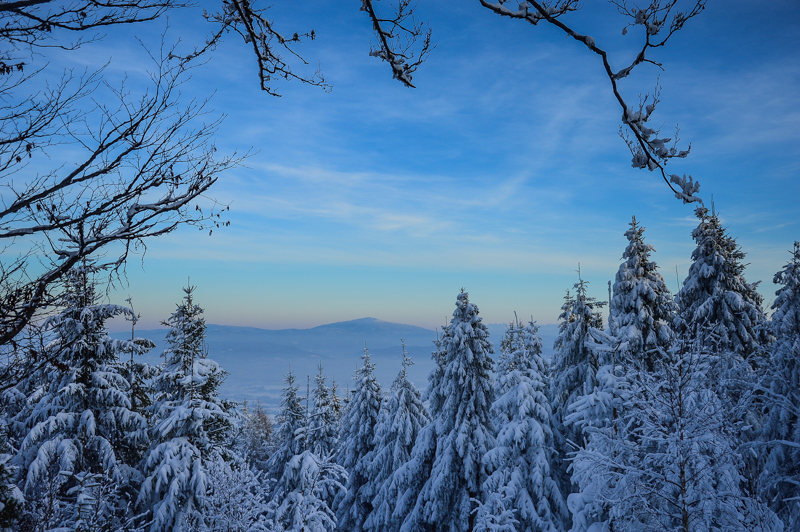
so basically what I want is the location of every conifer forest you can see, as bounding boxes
[0,1,798,531]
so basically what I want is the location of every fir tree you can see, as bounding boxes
[399,290,495,532]
[0,422,23,529]
[336,346,382,532]
[236,400,274,473]
[11,268,148,531]
[363,341,430,532]
[570,345,781,532]
[393,325,450,532]
[482,319,567,532]
[137,284,234,532]
[268,372,346,532]
[268,450,346,532]
[609,216,677,371]
[267,371,305,496]
[549,277,605,497]
[267,368,346,532]
[760,241,800,528]
[308,366,338,460]
[675,207,768,497]
[188,455,270,532]
[676,206,768,362]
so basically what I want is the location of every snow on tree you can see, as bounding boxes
[472,491,518,532]
[0,421,23,528]
[675,207,769,495]
[363,341,430,532]
[330,379,344,422]
[398,290,495,532]
[760,241,800,528]
[308,366,339,460]
[609,216,677,371]
[549,277,605,496]
[336,346,382,532]
[569,345,782,532]
[392,325,450,532]
[268,368,346,532]
[10,268,148,531]
[482,319,567,532]
[676,206,768,363]
[235,400,274,473]
[267,371,306,496]
[187,454,270,532]
[479,1,705,204]
[268,450,347,532]
[119,299,160,426]
[137,284,235,532]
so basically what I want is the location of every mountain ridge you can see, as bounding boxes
[112,318,558,412]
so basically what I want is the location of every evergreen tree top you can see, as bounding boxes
[609,216,676,369]
[554,275,605,361]
[677,207,767,358]
[772,241,800,335]
[162,284,206,362]
[393,339,414,389]
[498,317,543,378]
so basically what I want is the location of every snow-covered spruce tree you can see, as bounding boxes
[676,207,768,497]
[235,400,274,473]
[330,379,344,423]
[570,344,781,532]
[676,206,768,364]
[562,218,678,530]
[308,366,339,460]
[363,341,430,532]
[399,290,495,532]
[336,346,382,532]
[563,361,633,532]
[0,421,23,528]
[473,491,518,532]
[187,454,270,532]
[481,319,567,532]
[760,241,800,528]
[267,371,305,496]
[118,306,160,432]
[268,450,346,532]
[549,278,605,497]
[392,325,450,532]
[11,268,148,531]
[137,285,234,532]
[610,216,677,371]
[268,369,346,532]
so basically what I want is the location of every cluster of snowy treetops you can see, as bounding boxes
[0,206,798,532]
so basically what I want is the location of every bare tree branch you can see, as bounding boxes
[0,0,184,56]
[480,0,706,204]
[0,45,242,349]
[361,0,433,88]
[202,0,329,96]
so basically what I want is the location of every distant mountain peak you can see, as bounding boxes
[312,317,433,333]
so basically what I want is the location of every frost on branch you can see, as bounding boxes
[670,173,701,204]
[203,0,329,96]
[478,1,580,26]
[361,0,433,88]
[481,0,707,202]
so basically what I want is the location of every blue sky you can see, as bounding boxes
[48,1,799,331]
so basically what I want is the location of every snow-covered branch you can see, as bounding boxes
[0,46,241,350]
[480,0,706,203]
[361,0,433,88]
